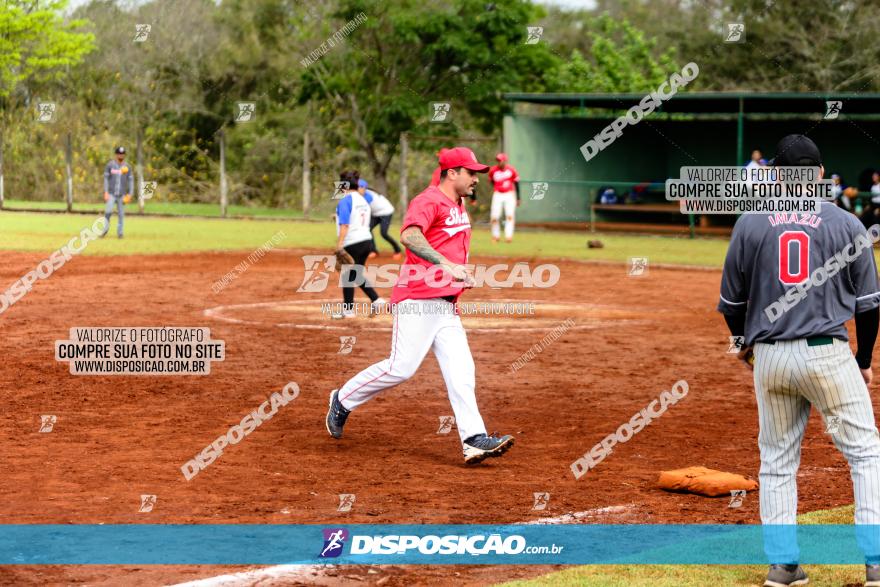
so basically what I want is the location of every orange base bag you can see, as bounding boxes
[657,466,758,497]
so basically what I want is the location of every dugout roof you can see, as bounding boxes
[504,92,880,115]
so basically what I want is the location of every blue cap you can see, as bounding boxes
[357,179,368,188]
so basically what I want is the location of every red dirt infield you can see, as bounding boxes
[0,249,865,586]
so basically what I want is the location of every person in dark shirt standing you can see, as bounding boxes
[718,135,880,587]
[101,146,134,239]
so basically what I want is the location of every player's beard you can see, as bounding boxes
[458,181,477,198]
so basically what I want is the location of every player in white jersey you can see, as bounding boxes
[719,135,880,587]
[334,170,384,318]
[358,179,402,260]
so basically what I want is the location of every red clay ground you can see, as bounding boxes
[0,249,869,586]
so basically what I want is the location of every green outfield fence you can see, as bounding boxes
[514,178,710,237]
[517,178,878,239]
[503,92,880,231]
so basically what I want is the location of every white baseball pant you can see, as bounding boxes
[337,298,488,443]
[754,338,880,563]
[490,191,517,241]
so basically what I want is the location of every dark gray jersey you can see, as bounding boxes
[104,160,134,197]
[718,202,880,345]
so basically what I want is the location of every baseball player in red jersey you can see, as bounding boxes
[488,153,520,243]
[326,147,515,464]
[431,149,477,207]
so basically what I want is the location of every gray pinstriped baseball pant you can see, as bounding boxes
[754,338,880,563]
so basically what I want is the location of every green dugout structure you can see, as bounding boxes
[503,92,880,235]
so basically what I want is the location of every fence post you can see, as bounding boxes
[219,128,228,218]
[65,132,73,212]
[399,131,408,209]
[736,97,744,166]
[302,131,311,218]
[0,133,4,210]
[136,127,145,213]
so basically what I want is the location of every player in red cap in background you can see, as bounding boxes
[327,146,515,464]
[488,153,520,243]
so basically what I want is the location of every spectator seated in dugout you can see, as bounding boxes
[597,186,618,205]
[744,149,763,170]
[871,171,880,204]
[857,170,880,227]
[830,173,852,212]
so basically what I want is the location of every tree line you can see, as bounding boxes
[1,0,876,211]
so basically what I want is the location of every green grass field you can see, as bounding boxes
[0,210,730,266]
[500,506,864,587]
[1,199,305,219]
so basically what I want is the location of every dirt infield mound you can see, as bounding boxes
[204,298,647,332]
[0,250,865,586]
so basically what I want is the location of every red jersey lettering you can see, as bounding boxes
[391,187,471,304]
[489,165,518,193]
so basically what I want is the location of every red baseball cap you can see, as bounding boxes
[438,147,489,172]
[496,152,508,162]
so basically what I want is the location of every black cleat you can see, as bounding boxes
[325,389,350,439]
[763,564,808,586]
[867,564,880,587]
[462,433,514,464]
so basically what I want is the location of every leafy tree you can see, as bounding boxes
[0,0,95,101]
[0,0,95,202]
[297,0,560,193]
[205,0,313,206]
[543,14,680,93]
[587,0,880,92]
[704,0,880,91]
[64,0,236,204]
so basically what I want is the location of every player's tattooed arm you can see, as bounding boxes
[401,227,474,286]
[401,226,448,266]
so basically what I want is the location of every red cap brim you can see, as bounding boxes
[461,163,490,173]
